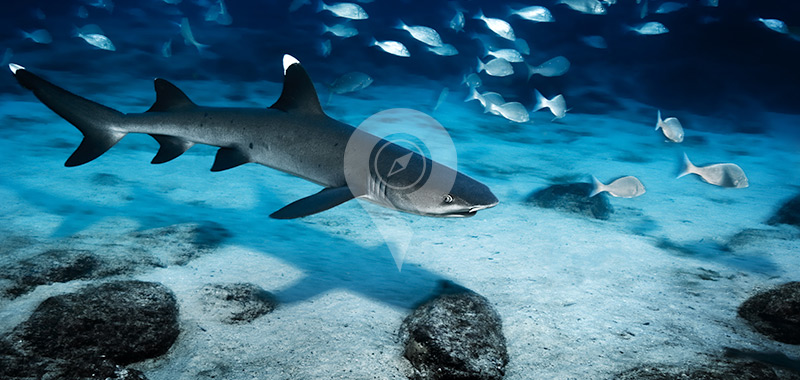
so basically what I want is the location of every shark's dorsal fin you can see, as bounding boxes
[147,78,197,112]
[269,55,324,115]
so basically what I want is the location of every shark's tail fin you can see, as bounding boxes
[10,64,126,166]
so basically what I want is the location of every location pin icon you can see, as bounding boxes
[344,108,458,271]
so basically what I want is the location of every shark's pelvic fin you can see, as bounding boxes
[211,147,250,171]
[150,134,194,164]
[270,56,324,115]
[270,186,355,219]
[10,65,126,167]
[147,78,197,112]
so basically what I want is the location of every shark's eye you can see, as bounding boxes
[443,194,454,203]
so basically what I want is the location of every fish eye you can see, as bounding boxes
[443,194,454,203]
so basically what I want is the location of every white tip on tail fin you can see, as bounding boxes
[9,63,24,74]
[677,152,694,178]
[283,54,300,74]
[589,175,604,197]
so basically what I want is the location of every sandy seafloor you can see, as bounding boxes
[0,70,799,379]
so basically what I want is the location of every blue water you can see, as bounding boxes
[1,1,799,379]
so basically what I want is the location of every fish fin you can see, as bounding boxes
[532,89,545,112]
[655,110,662,130]
[150,134,194,164]
[147,78,197,112]
[589,176,606,197]
[211,147,249,172]
[395,19,405,30]
[476,57,484,73]
[11,65,126,166]
[270,186,355,219]
[270,55,324,114]
[473,9,484,20]
[677,152,694,178]
[526,63,536,80]
[316,1,326,12]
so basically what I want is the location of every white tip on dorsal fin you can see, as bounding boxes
[283,54,300,75]
[9,63,24,74]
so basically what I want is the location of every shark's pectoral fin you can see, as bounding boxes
[270,186,355,219]
[150,135,194,164]
[210,147,249,172]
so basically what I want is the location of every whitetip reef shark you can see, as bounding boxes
[8,56,498,219]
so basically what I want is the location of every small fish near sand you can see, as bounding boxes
[590,176,646,198]
[656,110,684,143]
[678,153,749,188]
[487,102,530,123]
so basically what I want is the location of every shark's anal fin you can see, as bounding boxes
[269,56,324,115]
[150,134,194,164]
[147,78,197,112]
[270,186,355,219]
[211,147,249,172]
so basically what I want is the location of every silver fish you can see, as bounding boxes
[630,22,669,35]
[656,110,684,143]
[532,89,567,119]
[22,29,52,44]
[474,9,515,41]
[486,48,523,63]
[655,2,687,14]
[477,57,513,77]
[319,39,332,57]
[461,73,481,88]
[162,39,172,58]
[450,10,465,32]
[509,6,554,22]
[527,56,570,78]
[76,33,116,51]
[590,176,645,198]
[318,1,368,20]
[757,18,789,34]
[329,72,373,94]
[427,44,458,56]
[464,88,505,113]
[181,17,209,53]
[678,153,748,188]
[556,0,606,15]
[488,101,530,123]
[371,39,409,57]
[515,38,531,55]
[396,20,443,47]
[323,23,358,38]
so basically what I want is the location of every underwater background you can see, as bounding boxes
[1,0,799,379]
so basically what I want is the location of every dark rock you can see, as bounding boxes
[15,281,180,365]
[738,282,800,344]
[616,360,788,380]
[525,182,613,220]
[2,249,101,298]
[399,281,508,380]
[725,228,800,251]
[768,194,800,227]
[200,283,278,324]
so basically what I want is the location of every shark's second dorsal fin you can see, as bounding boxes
[269,55,324,115]
[147,78,197,112]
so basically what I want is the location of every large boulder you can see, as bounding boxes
[399,282,508,380]
[738,282,800,344]
[526,182,613,220]
[616,360,787,380]
[199,283,278,324]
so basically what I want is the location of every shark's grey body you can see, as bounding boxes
[9,57,498,218]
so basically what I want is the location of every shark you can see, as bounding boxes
[7,56,498,219]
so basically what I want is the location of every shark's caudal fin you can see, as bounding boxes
[270,55,324,114]
[10,64,126,167]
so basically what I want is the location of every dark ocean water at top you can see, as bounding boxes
[1,0,799,132]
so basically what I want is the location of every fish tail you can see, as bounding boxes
[526,63,536,80]
[677,152,694,178]
[589,176,604,197]
[395,19,405,30]
[464,86,479,103]
[316,1,326,12]
[655,110,662,130]
[476,57,484,73]
[10,64,127,167]
[473,9,484,20]
[532,89,546,112]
